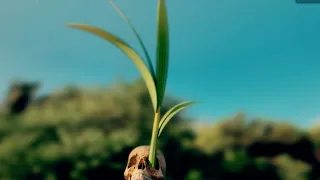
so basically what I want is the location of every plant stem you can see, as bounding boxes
[148,107,161,167]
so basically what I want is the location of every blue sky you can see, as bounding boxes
[0,0,319,127]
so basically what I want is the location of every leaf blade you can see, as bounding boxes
[158,101,198,137]
[155,0,169,109]
[108,0,156,80]
[66,24,158,112]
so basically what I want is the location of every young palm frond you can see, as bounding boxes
[65,0,197,168]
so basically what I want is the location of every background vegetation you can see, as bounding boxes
[0,79,319,180]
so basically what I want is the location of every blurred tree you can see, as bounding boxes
[4,81,40,116]
[0,79,196,179]
[0,79,318,179]
[275,155,310,180]
[247,135,320,179]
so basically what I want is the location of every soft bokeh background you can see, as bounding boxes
[0,0,320,179]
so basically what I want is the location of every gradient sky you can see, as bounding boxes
[0,0,319,127]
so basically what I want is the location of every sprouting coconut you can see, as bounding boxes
[124,146,166,180]
[66,0,197,179]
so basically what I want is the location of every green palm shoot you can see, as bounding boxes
[66,0,197,168]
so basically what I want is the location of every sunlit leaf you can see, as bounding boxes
[158,101,198,137]
[108,0,156,80]
[66,24,158,112]
[155,0,169,109]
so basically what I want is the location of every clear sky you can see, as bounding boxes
[0,0,319,127]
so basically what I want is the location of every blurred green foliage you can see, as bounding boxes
[0,79,319,180]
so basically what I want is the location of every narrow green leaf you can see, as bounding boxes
[155,0,169,109]
[66,24,158,112]
[158,101,198,137]
[108,0,156,80]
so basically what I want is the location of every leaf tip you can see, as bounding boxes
[65,23,78,29]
